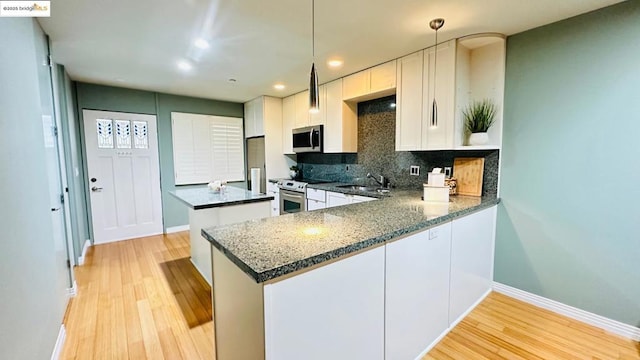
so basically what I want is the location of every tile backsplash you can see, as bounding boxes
[299,95,499,197]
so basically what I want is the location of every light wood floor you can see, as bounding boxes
[61,232,639,359]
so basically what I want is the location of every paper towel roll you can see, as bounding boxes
[250,168,260,194]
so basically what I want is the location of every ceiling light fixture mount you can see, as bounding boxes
[309,0,319,114]
[194,38,210,49]
[429,18,444,128]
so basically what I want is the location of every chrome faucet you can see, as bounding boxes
[366,172,386,188]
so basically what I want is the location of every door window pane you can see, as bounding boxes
[115,120,131,148]
[133,121,148,149]
[96,119,113,148]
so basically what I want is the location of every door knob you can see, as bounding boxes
[51,207,61,212]
[91,186,103,192]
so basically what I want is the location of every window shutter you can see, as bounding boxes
[172,112,245,185]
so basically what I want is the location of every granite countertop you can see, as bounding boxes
[202,190,499,283]
[170,186,273,210]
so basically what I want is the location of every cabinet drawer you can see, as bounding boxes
[306,188,326,201]
[353,195,377,203]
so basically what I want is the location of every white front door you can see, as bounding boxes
[83,110,163,244]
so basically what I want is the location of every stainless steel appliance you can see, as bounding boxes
[277,179,328,214]
[292,125,323,153]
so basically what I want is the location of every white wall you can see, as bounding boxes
[0,18,68,359]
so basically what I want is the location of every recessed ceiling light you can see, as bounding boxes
[194,38,209,49]
[273,83,285,90]
[177,60,192,71]
[327,59,344,68]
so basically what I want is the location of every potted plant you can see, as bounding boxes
[463,99,497,146]
[289,165,299,179]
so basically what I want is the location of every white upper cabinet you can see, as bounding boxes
[343,60,397,101]
[244,97,265,138]
[294,90,311,129]
[324,79,357,153]
[455,34,505,149]
[396,34,505,151]
[282,95,295,154]
[396,51,424,151]
[422,40,456,150]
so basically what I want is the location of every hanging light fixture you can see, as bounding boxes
[429,18,444,127]
[309,0,319,114]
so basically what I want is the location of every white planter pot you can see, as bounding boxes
[289,170,298,179]
[469,132,489,146]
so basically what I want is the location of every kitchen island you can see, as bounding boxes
[202,189,499,360]
[170,186,273,284]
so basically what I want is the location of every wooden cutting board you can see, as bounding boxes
[453,157,485,196]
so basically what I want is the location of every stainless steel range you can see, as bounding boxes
[277,179,328,215]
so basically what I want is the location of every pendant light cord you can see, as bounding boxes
[432,27,438,126]
[312,0,315,62]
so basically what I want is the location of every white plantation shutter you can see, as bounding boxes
[172,112,245,185]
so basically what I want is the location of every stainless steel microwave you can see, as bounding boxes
[293,125,323,153]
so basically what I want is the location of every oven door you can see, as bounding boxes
[279,189,306,214]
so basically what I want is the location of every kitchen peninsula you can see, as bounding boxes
[202,188,499,360]
[170,186,273,284]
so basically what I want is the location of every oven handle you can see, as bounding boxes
[280,189,305,201]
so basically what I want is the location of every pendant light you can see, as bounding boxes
[429,18,444,127]
[309,0,319,114]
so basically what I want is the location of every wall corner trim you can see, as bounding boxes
[165,225,190,234]
[77,240,91,266]
[50,324,66,360]
[493,282,640,341]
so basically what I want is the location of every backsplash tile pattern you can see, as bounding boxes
[299,96,499,196]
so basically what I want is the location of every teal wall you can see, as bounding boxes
[0,19,68,359]
[496,1,640,327]
[75,83,244,230]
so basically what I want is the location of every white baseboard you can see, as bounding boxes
[493,282,640,341]
[50,324,66,360]
[165,224,189,234]
[77,239,91,265]
[414,288,492,360]
[67,280,77,298]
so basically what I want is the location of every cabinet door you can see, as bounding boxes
[254,97,265,137]
[264,246,385,360]
[370,60,396,93]
[396,51,423,151]
[282,96,295,154]
[244,100,256,138]
[307,199,326,211]
[270,192,280,216]
[449,206,496,325]
[342,70,369,100]
[324,79,357,153]
[385,223,451,360]
[422,40,456,150]
[326,191,351,208]
[309,85,326,126]
[294,91,310,128]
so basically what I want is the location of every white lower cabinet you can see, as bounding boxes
[307,199,326,211]
[385,223,451,360]
[267,182,280,216]
[264,246,385,360]
[449,206,497,325]
[326,191,377,208]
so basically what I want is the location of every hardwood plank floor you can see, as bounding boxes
[61,232,214,360]
[425,292,639,359]
[62,231,639,359]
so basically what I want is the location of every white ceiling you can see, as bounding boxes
[39,0,623,103]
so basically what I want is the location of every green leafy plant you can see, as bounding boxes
[463,99,497,133]
[289,165,299,171]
